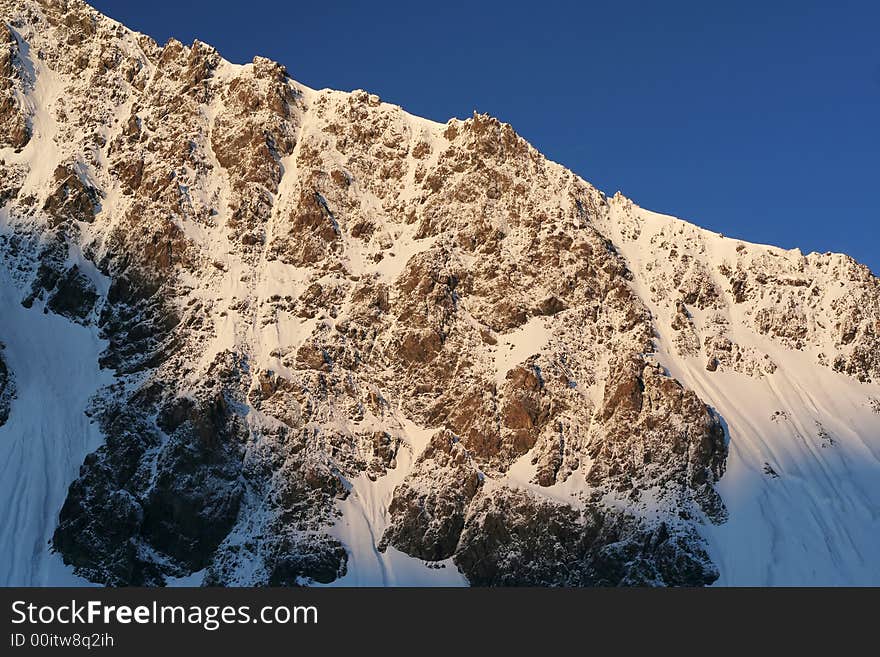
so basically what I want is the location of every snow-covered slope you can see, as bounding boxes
[1,0,878,587]
[0,237,108,586]
[599,200,880,585]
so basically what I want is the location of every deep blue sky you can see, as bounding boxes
[90,0,879,272]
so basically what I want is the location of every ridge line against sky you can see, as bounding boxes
[86,0,880,272]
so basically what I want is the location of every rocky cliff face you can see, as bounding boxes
[1,0,879,586]
[0,345,12,426]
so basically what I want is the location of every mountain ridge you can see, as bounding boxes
[1,0,879,586]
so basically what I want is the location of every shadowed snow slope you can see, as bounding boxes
[1,0,879,586]
[0,261,109,586]
[600,199,880,586]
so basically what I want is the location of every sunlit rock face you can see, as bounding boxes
[1,0,879,587]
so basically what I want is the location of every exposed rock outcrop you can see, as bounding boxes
[0,345,13,427]
[0,23,30,149]
[0,0,877,588]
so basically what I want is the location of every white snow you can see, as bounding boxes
[165,569,207,587]
[0,17,112,585]
[0,257,111,586]
[603,197,880,586]
[501,449,590,506]
[664,334,880,585]
[2,0,878,587]
[321,413,467,587]
[493,315,552,386]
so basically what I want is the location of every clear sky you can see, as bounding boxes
[89,0,879,272]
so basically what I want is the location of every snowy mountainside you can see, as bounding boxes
[1,0,878,586]
[598,199,880,584]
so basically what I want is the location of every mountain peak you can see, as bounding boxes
[2,0,879,587]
